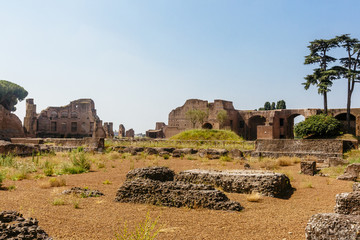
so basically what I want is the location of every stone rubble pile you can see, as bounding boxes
[305,182,360,239]
[115,166,243,211]
[62,187,104,197]
[0,211,52,240]
[175,169,293,198]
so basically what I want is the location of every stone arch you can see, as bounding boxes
[248,115,266,140]
[335,113,356,135]
[286,113,305,139]
[202,122,213,129]
[50,111,58,119]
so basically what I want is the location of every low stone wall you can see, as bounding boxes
[175,169,293,198]
[115,146,243,159]
[0,140,39,156]
[9,137,105,152]
[335,192,360,215]
[115,167,243,211]
[0,210,52,240]
[251,139,354,162]
[11,138,44,144]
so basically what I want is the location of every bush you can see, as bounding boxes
[294,114,341,138]
[0,171,5,187]
[71,151,91,172]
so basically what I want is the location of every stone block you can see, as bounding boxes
[301,161,316,176]
[328,157,348,167]
[175,169,293,198]
[334,192,360,215]
[305,213,360,240]
[115,178,242,211]
[126,166,175,182]
[337,163,360,181]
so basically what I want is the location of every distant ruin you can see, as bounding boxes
[23,98,112,138]
[147,99,360,140]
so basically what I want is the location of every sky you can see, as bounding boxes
[1,0,360,133]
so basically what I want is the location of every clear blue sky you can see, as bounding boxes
[1,0,360,133]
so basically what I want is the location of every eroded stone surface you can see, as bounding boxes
[334,192,360,215]
[175,169,293,198]
[115,178,242,211]
[126,166,175,182]
[353,182,360,192]
[0,211,52,240]
[305,213,360,240]
[301,161,316,176]
[337,163,360,181]
[0,140,39,156]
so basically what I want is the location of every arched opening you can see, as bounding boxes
[202,122,213,129]
[335,113,356,135]
[287,114,305,139]
[248,116,266,140]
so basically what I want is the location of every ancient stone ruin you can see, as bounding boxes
[118,124,125,138]
[0,211,52,240]
[305,182,360,239]
[337,163,360,181]
[175,169,293,198]
[149,98,360,140]
[103,122,114,138]
[0,104,24,141]
[24,98,109,138]
[125,128,134,138]
[115,167,243,211]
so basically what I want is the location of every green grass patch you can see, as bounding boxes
[170,129,241,141]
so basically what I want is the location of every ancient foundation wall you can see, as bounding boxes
[251,139,356,161]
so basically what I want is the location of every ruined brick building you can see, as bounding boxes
[24,99,111,138]
[147,99,360,140]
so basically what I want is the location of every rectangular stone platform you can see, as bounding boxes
[175,169,293,198]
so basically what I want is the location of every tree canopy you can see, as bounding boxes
[259,100,286,110]
[294,114,341,138]
[303,38,340,114]
[0,80,28,111]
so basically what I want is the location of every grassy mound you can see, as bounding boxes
[170,129,242,141]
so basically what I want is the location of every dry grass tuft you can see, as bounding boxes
[246,192,262,202]
[39,177,66,188]
[276,157,300,166]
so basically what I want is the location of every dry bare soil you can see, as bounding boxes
[0,154,352,240]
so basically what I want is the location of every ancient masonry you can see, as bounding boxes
[115,167,243,211]
[147,99,360,140]
[305,182,360,239]
[23,98,112,138]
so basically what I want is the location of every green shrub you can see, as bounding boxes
[294,114,341,138]
[71,151,91,171]
[43,160,54,176]
[0,154,16,167]
[0,171,5,187]
[61,165,88,174]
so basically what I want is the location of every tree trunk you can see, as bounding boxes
[347,78,352,133]
[323,92,328,114]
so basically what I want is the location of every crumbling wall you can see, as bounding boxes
[252,139,345,161]
[0,105,24,140]
[24,98,105,138]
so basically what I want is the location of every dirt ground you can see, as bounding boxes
[0,155,353,240]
